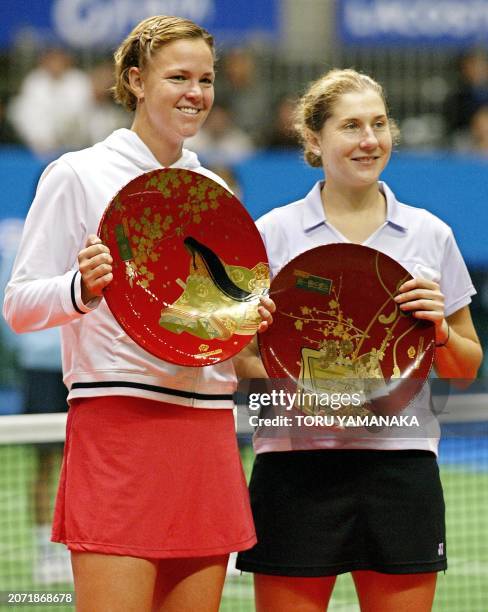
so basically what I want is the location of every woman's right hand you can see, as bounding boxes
[78,234,113,305]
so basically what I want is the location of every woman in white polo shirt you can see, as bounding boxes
[236,69,483,611]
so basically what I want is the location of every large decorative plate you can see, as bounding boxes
[258,244,435,415]
[98,168,269,366]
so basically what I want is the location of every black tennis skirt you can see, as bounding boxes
[236,449,446,577]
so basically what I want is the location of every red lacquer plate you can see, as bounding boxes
[258,244,435,414]
[98,168,269,366]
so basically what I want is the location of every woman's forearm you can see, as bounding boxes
[434,326,483,382]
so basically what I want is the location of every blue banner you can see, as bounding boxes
[337,0,488,46]
[1,0,279,49]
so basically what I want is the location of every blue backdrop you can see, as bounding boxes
[0,0,279,49]
[1,147,487,267]
[234,150,488,268]
[337,0,488,47]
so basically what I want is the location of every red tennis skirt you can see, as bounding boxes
[51,396,256,558]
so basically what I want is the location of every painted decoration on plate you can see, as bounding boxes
[99,168,269,366]
[258,244,435,415]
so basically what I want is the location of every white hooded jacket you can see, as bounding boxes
[3,129,237,408]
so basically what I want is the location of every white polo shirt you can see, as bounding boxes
[255,181,476,455]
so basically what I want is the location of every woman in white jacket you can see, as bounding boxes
[4,15,273,612]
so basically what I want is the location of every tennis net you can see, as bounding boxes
[0,394,487,612]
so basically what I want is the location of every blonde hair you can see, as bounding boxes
[294,68,400,167]
[113,15,215,112]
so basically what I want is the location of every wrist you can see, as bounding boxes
[81,279,95,305]
[435,320,450,348]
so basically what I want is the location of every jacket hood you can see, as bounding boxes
[102,128,202,173]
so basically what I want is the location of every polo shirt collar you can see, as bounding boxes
[380,181,409,231]
[302,180,409,232]
[302,180,326,232]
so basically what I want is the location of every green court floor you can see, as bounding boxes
[0,444,486,611]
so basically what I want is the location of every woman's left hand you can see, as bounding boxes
[394,277,449,343]
[257,295,276,333]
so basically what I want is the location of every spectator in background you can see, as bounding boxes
[83,61,130,145]
[208,164,243,200]
[443,48,488,146]
[0,94,21,145]
[185,103,254,165]
[0,219,71,586]
[264,95,300,150]
[468,104,488,156]
[8,47,92,157]
[216,47,272,145]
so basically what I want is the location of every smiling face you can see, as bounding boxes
[130,37,215,151]
[313,89,393,190]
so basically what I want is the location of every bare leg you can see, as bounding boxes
[254,574,337,612]
[352,570,437,612]
[71,552,157,612]
[152,554,228,612]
